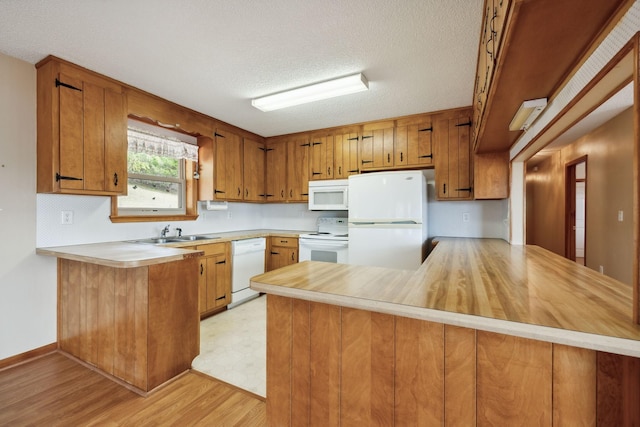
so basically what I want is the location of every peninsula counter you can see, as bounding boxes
[251,238,640,426]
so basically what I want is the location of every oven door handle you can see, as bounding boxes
[299,240,349,250]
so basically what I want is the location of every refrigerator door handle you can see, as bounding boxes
[350,221,375,225]
[390,220,418,224]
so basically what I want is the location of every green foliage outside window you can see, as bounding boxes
[128,152,179,178]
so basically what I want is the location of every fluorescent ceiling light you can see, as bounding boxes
[509,98,547,131]
[251,73,369,112]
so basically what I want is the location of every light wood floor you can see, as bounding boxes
[0,352,266,426]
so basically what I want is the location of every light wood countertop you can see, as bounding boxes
[36,229,311,267]
[36,242,203,268]
[251,238,640,357]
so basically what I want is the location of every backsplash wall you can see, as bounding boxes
[37,174,508,247]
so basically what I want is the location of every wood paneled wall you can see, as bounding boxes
[58,258,199,392]
[267,295,640,426]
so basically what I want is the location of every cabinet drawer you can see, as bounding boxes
[270,237,298,248]
[197,242,228,256]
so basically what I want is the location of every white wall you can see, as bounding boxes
[0,53,57,360]
[36,196,333,247]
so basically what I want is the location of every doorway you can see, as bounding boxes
[565,156,587,265]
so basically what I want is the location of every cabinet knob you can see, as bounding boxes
[113,172,118,186]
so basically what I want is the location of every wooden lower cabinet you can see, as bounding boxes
[266,295,640,426]
[267,236,298,272]
[197,242,231,317]
[58,257,199,393]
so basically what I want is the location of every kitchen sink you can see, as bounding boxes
[133,235,219,244]
[175,235,215,241]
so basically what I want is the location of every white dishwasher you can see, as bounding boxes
[229,237,266,309]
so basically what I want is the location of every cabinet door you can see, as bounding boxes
[103,89,127,193]
[268,246,297,271]
[435,117,473,200]
[266,142,287,202]
[243,138,265,201]
[334,132,360,178]
[56,72,127,195]
[210,254,230,308]
[198,259,207,313]
[58,73,85,191]
[268,247,287,271]
[287,138,310,201]
[309,135,334,180]
[406,122,435,166]
[360,127,394,170]
[474,151,509,199]
[394,127,408,167]
[214,129,243,201]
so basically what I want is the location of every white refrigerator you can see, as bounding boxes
[348,170,427,270]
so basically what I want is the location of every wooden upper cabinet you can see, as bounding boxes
[243,138,266,202]
[474,151,509,199]
[214,129,243,201]
[360,121,394,170]
[435,116,473,200]
[334,132,360,178]
[309,134,334,180]
[37,58,127,195]
[287,137,310,201]
[265,141,287,202]
[396,121,435,167]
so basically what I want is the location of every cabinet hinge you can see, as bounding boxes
[347,137,359,141]
[215,260,226,264]
[214,189,225,194]
[312,141,322,146]
[455,122,472,127]
[301,143,311,147]
[361,160,373,164]
[361,135,373,139]
[56,172,83,182]
[55,78,82,92]
[418,126,433,132]
[419,154,433,159]
[214,132,225,138]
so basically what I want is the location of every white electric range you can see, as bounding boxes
[299,217,348,264]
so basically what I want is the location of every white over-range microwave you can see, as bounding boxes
[308,179,349,211]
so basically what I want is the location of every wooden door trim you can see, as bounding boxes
[564,156,588,262]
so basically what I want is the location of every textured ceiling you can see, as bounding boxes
[0,0,482,137]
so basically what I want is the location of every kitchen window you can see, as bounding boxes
[110,119,199,222]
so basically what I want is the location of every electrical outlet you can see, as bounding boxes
[61,210,73,225]
[618,210,624,222]
[227,211,232,219]
[599,265,604,274]
[462,212,470,223]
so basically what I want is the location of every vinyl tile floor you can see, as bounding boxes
[191,295,266,397]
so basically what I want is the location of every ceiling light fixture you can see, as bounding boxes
[251,73,369,112]
[508,98,547,131]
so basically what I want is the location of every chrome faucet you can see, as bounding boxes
[161,225,170,238]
